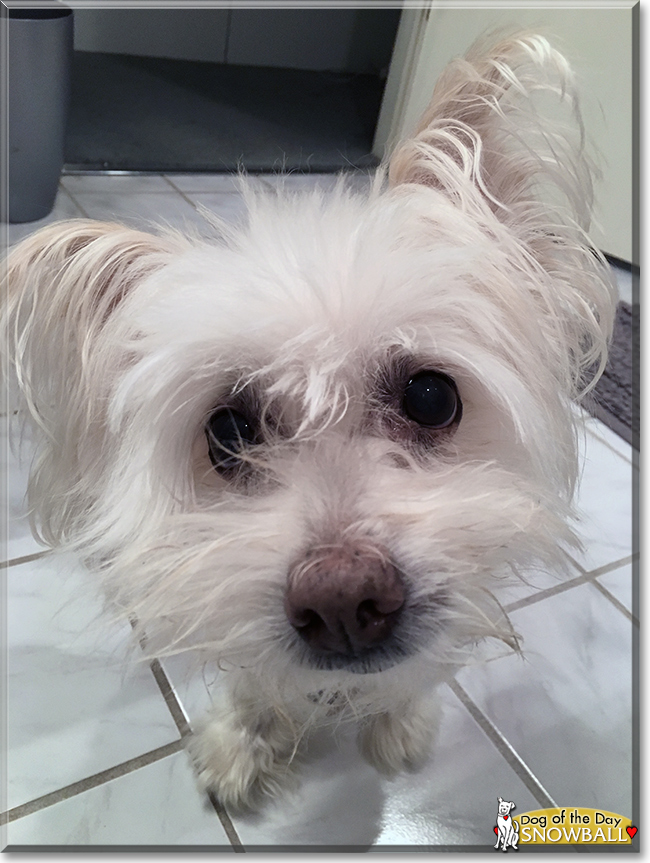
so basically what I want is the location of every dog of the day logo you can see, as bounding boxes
[493,799,638,848]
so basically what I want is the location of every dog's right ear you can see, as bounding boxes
[3,219,173,424]
[2,219,181,545]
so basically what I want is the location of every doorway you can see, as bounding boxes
[65,8,402,173]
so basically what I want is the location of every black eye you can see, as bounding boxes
[403,371,460,428]
[205,408,257,473]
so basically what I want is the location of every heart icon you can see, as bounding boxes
[504,815,509,820]
[627,826,638,838]
[494,827,498,834]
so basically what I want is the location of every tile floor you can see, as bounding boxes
[0,173,638,850]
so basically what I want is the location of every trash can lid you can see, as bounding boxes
[9,8,72,19]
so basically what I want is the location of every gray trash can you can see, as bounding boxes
[8,7,73,223]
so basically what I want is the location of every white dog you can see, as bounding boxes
[3,32,616,811]
[495,797,519,851]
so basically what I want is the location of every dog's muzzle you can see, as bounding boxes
[285,543,409,672]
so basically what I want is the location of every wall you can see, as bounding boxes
[73,8,400,74]
[375,4,636,264]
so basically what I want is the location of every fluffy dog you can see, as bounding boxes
[3,32,616,810]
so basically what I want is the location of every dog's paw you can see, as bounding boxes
[187,710,300,811]
[357,705,437,777]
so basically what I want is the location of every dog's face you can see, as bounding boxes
[4,34,615,697]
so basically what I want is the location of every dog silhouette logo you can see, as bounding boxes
[494,797,519,851]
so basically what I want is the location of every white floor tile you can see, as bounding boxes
[61,174,173,194]
[5,751,232,847]
[596,562,634,615]
[183,192,250,226]
[69,190,212,235]
[2,188,84,248]
[165,173,266,194]
[231,724,384,848]
[163,655,539,848]
[568,428,633,572]
[456,581,633,818]
[6,553,180,811]
[489,560,581,609]
[612,266,634,306]
[228,685,538,849]
[158,653,222,727]
[258,172,341,192]
[373,685,544,848]
[582,413,635,464]
[259,171,374,193]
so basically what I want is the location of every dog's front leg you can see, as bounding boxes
[188,677,303,811]
[357,697,439,777]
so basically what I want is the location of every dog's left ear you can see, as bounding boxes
[389,31,592,231]
[389,31,616,396]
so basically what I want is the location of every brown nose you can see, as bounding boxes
[285,545,405,656]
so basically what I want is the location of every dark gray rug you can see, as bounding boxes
[588,301,638,449]
[64,51,383,173]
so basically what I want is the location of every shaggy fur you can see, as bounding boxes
[3,32,616,810]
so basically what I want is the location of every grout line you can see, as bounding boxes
[590,579,637,626]
[0,740,183,826]
[579,554,637,578]
[448,680,557,810]
[159,176,214,212]
[149,657,193,739]
[133,622,245,851]
[150,656,245,851]
[0,550,50,570]
[206,790,246,853]
[505,555,636,614]
[161,174,183,193]
[58,185,90,220]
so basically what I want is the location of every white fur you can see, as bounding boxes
[2,32,616,810]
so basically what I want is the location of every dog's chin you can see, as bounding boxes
[296,642,416,675]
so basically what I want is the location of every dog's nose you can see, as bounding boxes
[285,545,405,655]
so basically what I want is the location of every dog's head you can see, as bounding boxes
[3,33,615,691]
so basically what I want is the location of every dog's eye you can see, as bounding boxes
[205,408,257,473]
[402,371,460,428]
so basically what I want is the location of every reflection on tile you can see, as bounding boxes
[373,685,544,848]
[456,582,632,817]
[3,188,85,248]
[5,751,232,847]
[7,554,179,810]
